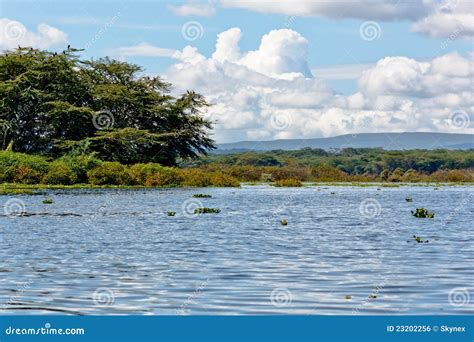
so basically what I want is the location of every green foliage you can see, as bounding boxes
[0,47,215,165]
[280,219,288,226]
[197,148,474,180]
[273,178,303,187]
[42,162,78,185]
[87,162,131,185]
[411,208,435,218]
[193,194,212,198]
[0,151,49,183]
[209,173,240,187]
[167,211,176,216]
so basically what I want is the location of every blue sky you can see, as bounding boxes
[1,0,473,142]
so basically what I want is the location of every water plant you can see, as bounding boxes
[42,198,54,204]
[411,208,435,218]
[368,294,377,299]
[345,295,352,300]
[413,235,429,243]
[194,207,220,214]
[280,219,288,226]
[405,197,413,202]
[193,194,212,198]
[167,211,176,216]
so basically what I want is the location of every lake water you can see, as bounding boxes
[0,185,473,315]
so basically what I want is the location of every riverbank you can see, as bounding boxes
[1,181,472,195]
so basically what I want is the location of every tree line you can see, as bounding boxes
[0,47,214,166]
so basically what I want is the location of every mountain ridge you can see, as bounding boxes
[215,132,473,153]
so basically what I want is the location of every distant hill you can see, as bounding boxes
[216,132,473,153]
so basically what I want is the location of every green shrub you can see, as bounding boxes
[0,151,49,183]
[180,169,213,187]
[274,178,303,187]
[209,173,240,187]
[58,153,101,183]
[144,167,183,187]
[42,162,78,185]
[87,162,132,185]
[128,163,168,185]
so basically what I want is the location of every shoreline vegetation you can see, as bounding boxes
[0,47,472,195]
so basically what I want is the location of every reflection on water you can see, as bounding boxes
[0,185,473,315]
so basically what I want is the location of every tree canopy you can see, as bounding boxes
[0,47,215,165]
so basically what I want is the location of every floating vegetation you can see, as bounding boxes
[194,208,220,214]
[433,187,439,190]
[345,295,352,300]
[411,208,435,218]
[405,197,413,202]
[330,192,336,195]
[193,194,212,198]
[280,219,288,226]
[42,198,54,204]
[368,294,377,299]
[413,235,429,243]
[167,211,176,216]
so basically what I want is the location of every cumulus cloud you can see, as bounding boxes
[0,18,67,50]
[162,28,473,142]
[168,2,216,17]
[411,0,474,38]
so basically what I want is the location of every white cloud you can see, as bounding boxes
[168,2,216,17]
[312,63,374,80]
[411,0,474,38]
[0,18,67,50]
[222,0,474,38]
[220,0,432,20]
[113,42,177,57]
[162,28,473,142]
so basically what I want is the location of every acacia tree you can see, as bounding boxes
[0,47,215,165]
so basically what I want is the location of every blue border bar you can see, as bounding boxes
[1,316,472,341]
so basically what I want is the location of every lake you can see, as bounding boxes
[0,185,472,315]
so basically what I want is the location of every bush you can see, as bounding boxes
[310,165,348,181]
[180,169,213,187]
[209,173,240,187]
[0,151,49,183]
[144,168,183,187]
[128,163,167,185]
[273,178,303,187]
[42,162,78,185]
[58,153,101,183]
[12,166,43,184]
[87,162,132,185]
